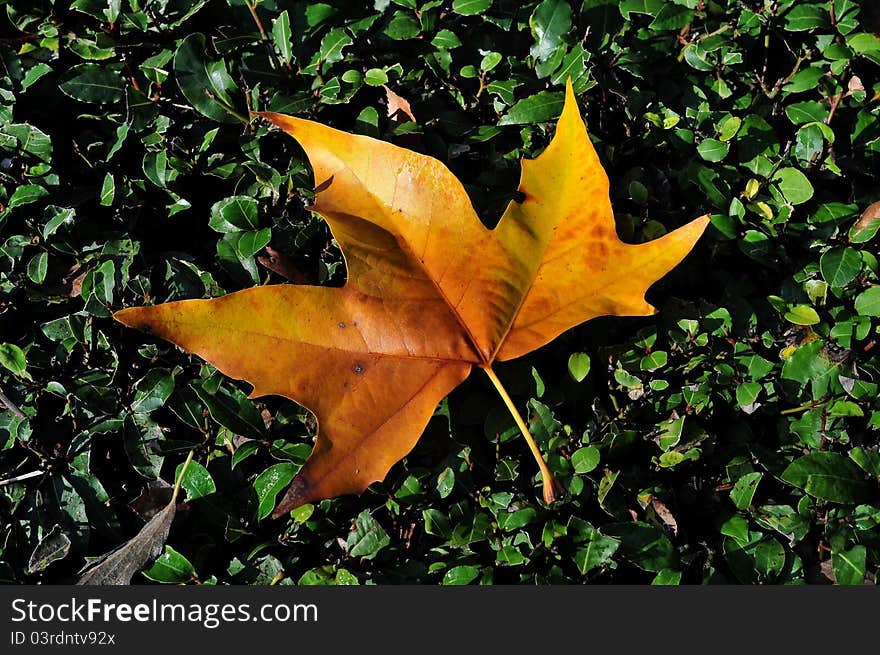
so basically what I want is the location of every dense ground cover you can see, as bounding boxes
[1,0,879,584]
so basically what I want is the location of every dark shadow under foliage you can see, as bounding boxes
[0,0,878,585]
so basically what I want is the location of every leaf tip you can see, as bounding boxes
[685,213,712,245]
[113,306,140,327]
[113,306,162,337]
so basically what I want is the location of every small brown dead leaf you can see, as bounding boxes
[128,479,174,521]
[383,84,416,122]
[64,266,87,298]
[805,559,835,585]
[257,245,311,284]
[651,498,679,536]
[848,75,864,94]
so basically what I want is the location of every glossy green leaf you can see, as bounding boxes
[452,0,492,16]
[781,453,870,504]
[784,304,820,326]
[730,472,762,509]
[832,545,866,585]
[567,352,590,382]
[498,91,564,125]
[174,33,240,123]
[772,168,814,205]
[820,247,861,288]
[59,63,125,104]
[174,460,216,501]
[0,343,27,377]
[529,0,572,62]
[347,510,390,559]
[854,286,880,317]
[571,446,600,473]
[142,545,196,584]
[254,463,298,520]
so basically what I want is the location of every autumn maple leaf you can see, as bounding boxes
[115,80,708,517]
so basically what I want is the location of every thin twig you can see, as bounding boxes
[0,387,26,419]
[244,0,292,73]
[245,0,270,42]
[0,470,42,487]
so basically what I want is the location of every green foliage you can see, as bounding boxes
[1,0,878,585]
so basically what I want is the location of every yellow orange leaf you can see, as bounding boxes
[115,80,708,516]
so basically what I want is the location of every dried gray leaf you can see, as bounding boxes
[76,499,176,585]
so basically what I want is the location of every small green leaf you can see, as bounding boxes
[452,0,493,16]
[27,251,48,284]
[131,369,174,414]
[785,101,828,125]
[854,286,880,317]
[567,352,590,382]
[735,382,762,410]
[640,350,667,371]
[499,91,564,125]
[529,0,572,63]
[772,168,814,205]
[571,446,600,473]
[99,173,115,206]
[8,184,48,209]
[651,569,682,585]
[142,545,196,584]
[0,343,28,377]
[697,138,729,162]
[658,451,684,468]
[174,33,240,123]
[272,11,293,64]
[570,519,619,574]
[820,247,861,288]
[436,467,455,498]
[832,545,866,585]
[754,538,785,579]
[730,472,762,510]
[174,460,216,501]
[602,521,677,572]
[442,565,480,585]
[784,304,820,326]
[432,30,462,49]
[253,463,298,520]
[209,196,259,233]
[717,116,741,141]
[59,63,125,104]
[850,447,880,476]
[364,68,389,86]
[347,510,390,559]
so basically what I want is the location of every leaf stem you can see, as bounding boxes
[481,365,559,504]
[0,386,26,419]
[244,0,270,42]
[172,450,195,503]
